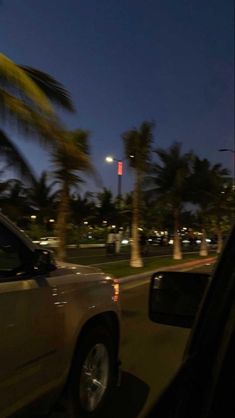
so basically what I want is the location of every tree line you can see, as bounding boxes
[0,54,234,265]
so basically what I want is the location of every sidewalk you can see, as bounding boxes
[118,256,215,284]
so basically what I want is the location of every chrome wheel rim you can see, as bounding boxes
[79,343,109,412]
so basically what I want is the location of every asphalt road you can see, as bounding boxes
[45,263,213,418]
[113,280,189,418]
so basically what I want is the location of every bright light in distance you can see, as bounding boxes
[121,239,129,245]
[169,239,174,245]
[111,225,116,228]
[84,221,88,225]
[49,219,55,223]
[30,215,37,219]
[105,156,114,163]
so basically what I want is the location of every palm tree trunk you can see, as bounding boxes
[173,208,182,260]
[56,183,69,261]
[130,171,143,267]
[200,228,208,256]
[216,224,223,254]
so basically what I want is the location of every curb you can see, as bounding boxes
[117,257,215,284]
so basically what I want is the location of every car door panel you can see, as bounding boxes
[0,276,62,417]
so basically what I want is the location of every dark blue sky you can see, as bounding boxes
[1,0,234,194]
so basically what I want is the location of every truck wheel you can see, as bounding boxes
[66,325,116,417]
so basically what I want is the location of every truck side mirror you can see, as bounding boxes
[149,271,210,328]
[33,248,57,274]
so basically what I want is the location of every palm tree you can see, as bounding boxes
[0,178,30,222]
[122,121,154,267]
[96,188,118,226]
[117,192,133,232]
[0,130,37,184]
[27,171,58,225]
[142,189,172,232]
[52,129,93,260]
[188,157,230,255]
[145,142,193,260]
[70,192,97,227]
[0,53,74,182]
[207,182,234,253]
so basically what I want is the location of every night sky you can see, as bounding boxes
[0,0,234,195]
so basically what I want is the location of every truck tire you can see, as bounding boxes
[66,325,116,418]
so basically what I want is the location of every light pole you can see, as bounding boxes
[218,148,235,189]
[105,156,123,198]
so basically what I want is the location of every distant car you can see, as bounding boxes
[32,239,40,244]
[147,223,235,418]
[148,236,168,246]
[0,214,121,418]
[39,236,60,247]
[147,236,160,245]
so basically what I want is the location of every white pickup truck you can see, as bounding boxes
[0,213,121,418]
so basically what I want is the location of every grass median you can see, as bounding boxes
[93,252,216,278]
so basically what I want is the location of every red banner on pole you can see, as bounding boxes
[117,161,123,176]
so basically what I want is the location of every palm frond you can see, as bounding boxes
[122,121,154,171]
[20,66,75,112]
[0,54,53,114]
[0,129,37,184]
[0,88,63,148]
[53,129,94,173]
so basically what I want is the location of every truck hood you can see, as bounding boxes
[47,260,116,295]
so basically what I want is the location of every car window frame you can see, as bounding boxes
[0,222,33,280]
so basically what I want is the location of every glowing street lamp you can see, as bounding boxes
[105,156,114,163]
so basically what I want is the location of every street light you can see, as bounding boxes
[105,156,114,163]
[105,156,123,198]
[218,148,235,189]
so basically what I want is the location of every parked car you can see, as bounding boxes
[0,213,121,418]
[147,224,235,417]
[39,236,60,248]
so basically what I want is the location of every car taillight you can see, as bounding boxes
[112,279,120,302]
